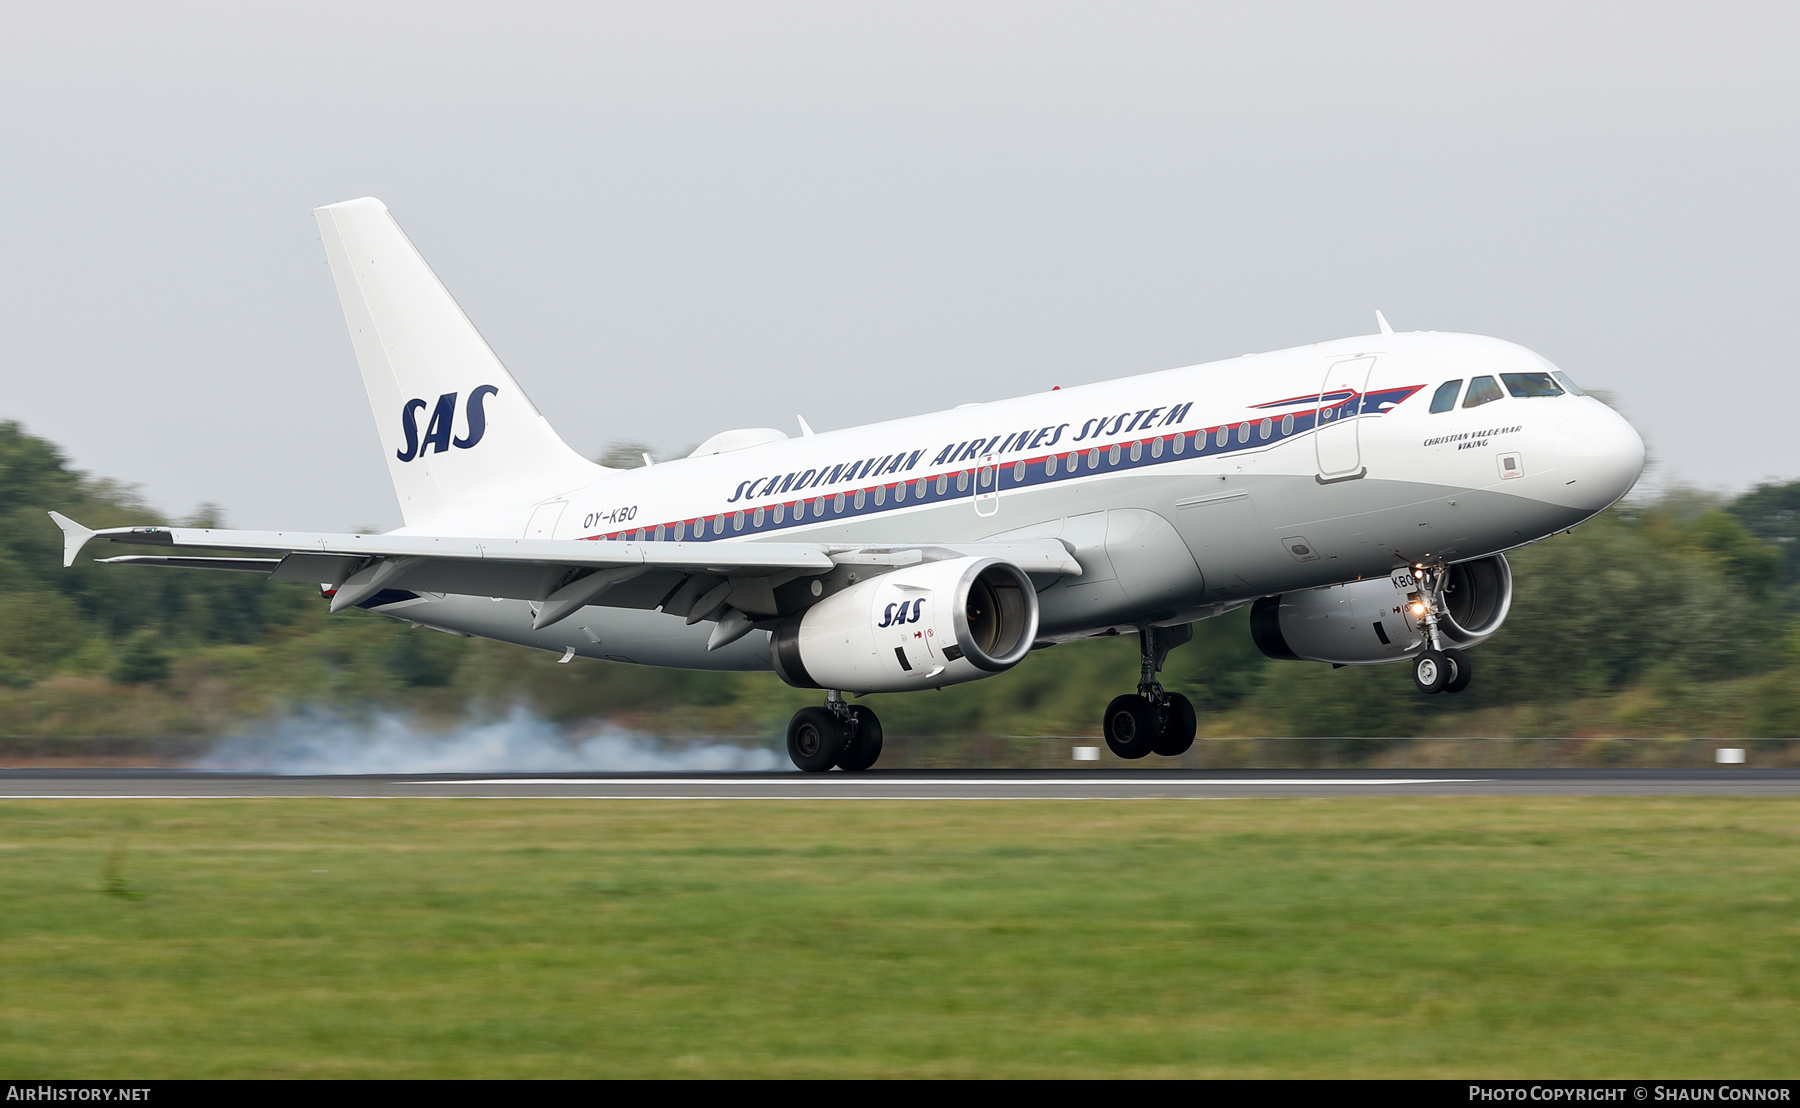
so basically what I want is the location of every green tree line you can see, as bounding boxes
[1,419,1796,741]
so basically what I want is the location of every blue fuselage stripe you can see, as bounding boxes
[584,385,1423,543]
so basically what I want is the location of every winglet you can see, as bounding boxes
[797,415,815,437]
[1376,310,1394,335]
[47,512,98,568]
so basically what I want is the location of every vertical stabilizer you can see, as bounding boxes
[315,198,604,527]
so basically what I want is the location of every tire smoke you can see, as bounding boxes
[198,705,787,773]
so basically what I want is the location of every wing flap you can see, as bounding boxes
[95,556,282,573]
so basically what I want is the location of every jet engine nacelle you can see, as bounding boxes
[1251,553,1513,665]
[771,556,1039,693]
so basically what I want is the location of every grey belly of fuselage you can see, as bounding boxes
[376,467,1587,671]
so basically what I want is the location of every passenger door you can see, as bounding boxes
[1316,356,1375,480]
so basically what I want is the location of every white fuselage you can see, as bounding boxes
[378,329,1644,670]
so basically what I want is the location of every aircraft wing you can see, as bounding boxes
[50,512,1081,639]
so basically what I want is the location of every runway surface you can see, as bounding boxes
[2,768,1798,798]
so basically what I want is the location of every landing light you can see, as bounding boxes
[1409,602,1426,616]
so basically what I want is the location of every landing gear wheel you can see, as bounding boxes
[836,705,884,772]
[1103,694,1159,760]
[787,706,847,772]
[1412,649,1450,695]
[1152,693,1197,757]
[1443,648,1472,694]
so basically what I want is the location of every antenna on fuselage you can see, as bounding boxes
[797,415,815,437]
[1376,310,1394,335]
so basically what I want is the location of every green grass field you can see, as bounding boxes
[1,798,1796,1077]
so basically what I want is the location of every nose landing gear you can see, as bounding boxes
[1102,624,1198,760]
[787,690,884,772]
[1406,563,1474,696]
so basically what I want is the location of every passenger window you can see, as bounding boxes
[1430,380,1462,413]
[1552,371,1586,396]
[1463,376,1504,408]
[1281,414,1293,435]
[1259,418,1272,439]
[1500,372,1563,398]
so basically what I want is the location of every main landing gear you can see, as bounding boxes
[1102,624,1198,760]
[787,690,884,773]
[1406,563,1474,696]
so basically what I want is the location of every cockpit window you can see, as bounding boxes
[1429,380,1462,413]
[1501,372,1564,398]
[1552,371,1586,396]
[1463,376,1504,408]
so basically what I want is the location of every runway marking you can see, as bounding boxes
[426,777,1481,786]
[0,795,1281,805]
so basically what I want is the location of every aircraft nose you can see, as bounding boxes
[1554,400,1645,511]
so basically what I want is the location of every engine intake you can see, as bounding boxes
[1251,553,1512,665]
[771,556,1039,693]
[1437,554,1512,644]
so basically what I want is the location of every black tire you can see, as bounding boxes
[1412,649,1449,695]
[1103,694,1158,760]
[1152,693,1197,757]
[837,705,884,771]
[787,706,847,772]
[1443,648,1472,694]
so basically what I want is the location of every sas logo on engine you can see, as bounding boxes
[878,599,925,628]
[396,385,499,462]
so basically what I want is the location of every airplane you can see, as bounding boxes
[50,197,1646,772]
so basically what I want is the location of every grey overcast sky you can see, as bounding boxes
[2,2,1795,531]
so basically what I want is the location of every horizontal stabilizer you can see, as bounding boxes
[77,523,838,573]
[47,512,96,568]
